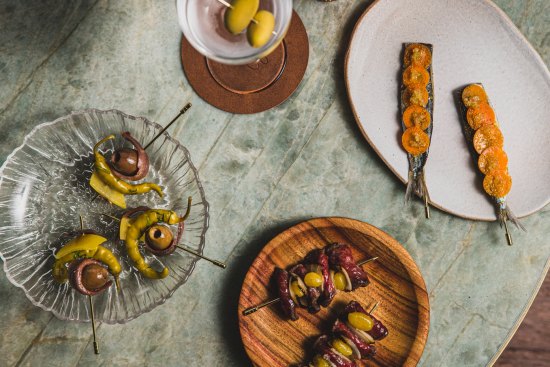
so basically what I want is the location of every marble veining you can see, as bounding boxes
[0,1,548,366]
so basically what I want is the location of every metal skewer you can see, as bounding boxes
[242,257,379,316]
[144,103,192,150]
[89,295,100,354]
[79,215,100,354]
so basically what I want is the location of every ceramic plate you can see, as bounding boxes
[346,0,550,220]
[238,217,429,367]
[0,109,208,324]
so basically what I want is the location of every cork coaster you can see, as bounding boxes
[181,11,309,114]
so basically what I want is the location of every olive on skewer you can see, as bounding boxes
[52,231,121,290]
[89,103,192,209]
[68,258,113,296]
[108,132,149,181]
[303,301,388,367]
[52,216,122,354]
[243,244,377,318]
[103,198,225,280]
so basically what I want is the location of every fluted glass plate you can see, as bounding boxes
[0,109,208,324]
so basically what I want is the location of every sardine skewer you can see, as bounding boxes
[400,43,434,219]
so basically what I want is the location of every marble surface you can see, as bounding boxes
[0,1,548,366]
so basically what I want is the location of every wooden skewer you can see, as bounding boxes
[369,302,379,315]
[242,257,379,316]
[97,212,226,268]
[143,103,192,150]
[79,215,100,354]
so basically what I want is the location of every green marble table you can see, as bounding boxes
[0,1,548,366]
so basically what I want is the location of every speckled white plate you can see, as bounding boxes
[346,0,550,221]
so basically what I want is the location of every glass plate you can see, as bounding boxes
[0,109,209,324]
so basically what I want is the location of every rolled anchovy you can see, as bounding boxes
[400,43,434,218]
[456,83,525,245]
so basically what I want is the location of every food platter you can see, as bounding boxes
[0,109,209,324]
[238,217,429,367]
[346,0,550,221]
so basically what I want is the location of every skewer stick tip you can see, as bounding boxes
[369,302,379,315]
[503,221,513,246]
[358,256,378,266]
[242,298,280,316]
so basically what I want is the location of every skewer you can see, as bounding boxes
[79,215,100,354]
[215,0,278,35]
[96,212,225,268]
[502,217,513,246]
[143,103,192,150]
[88,295,100,354]
[176,245,226,269]
[421,172,430,219]
[242,256,379,316]
[424,195,430,219]
[369,302,379,315]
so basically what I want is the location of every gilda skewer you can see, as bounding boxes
[243,243,378,317]
[97,200,226,275]
[52,215,121,354]
[89,103,191,208]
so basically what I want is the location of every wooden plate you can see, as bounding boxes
[238,217,429,367]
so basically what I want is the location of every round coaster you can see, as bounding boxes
[181,11,309,114]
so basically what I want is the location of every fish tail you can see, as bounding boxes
[404,171,415,204]
[501,203,526,231]
[405,170,431,203]
[497,200,525,246]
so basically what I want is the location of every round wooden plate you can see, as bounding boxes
[238,217,429,367]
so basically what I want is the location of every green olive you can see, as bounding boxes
[82,264,110,290]
[304,272,323,288]
[145,224,174,251]
[246,10,275,48]
[224,0,259,35]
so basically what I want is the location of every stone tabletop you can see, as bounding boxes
[0,1,548,366]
